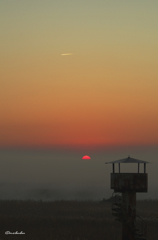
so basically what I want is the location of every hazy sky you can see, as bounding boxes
[1,0,158,148]
[0,146,158,200]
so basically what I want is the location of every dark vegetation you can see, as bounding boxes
[0,199,158,240]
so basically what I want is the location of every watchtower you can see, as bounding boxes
[105,156,149,240]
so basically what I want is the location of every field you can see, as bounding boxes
[0,199,158,240]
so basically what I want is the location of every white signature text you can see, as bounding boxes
[5,231,25,235]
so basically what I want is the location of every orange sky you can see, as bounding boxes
[1,1,158,148]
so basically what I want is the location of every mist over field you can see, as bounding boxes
[0,146,157,201]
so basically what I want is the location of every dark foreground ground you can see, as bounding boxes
[0,199,158,240]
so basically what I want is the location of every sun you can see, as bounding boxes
[82,155,91,160]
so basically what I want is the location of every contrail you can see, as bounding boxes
[61,53,74,56]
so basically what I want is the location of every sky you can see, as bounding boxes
[0,1,158,200]
[0,0,158,148]
[0,147,158,200]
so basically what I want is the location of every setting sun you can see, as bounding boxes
[82,155,91,160]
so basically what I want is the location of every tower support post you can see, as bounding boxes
[122,192,136,240]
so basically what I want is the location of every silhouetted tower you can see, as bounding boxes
[105,156,149,240]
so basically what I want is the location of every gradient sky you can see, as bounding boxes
[1,0,158,148]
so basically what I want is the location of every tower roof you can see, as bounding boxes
[105,156,149,164]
